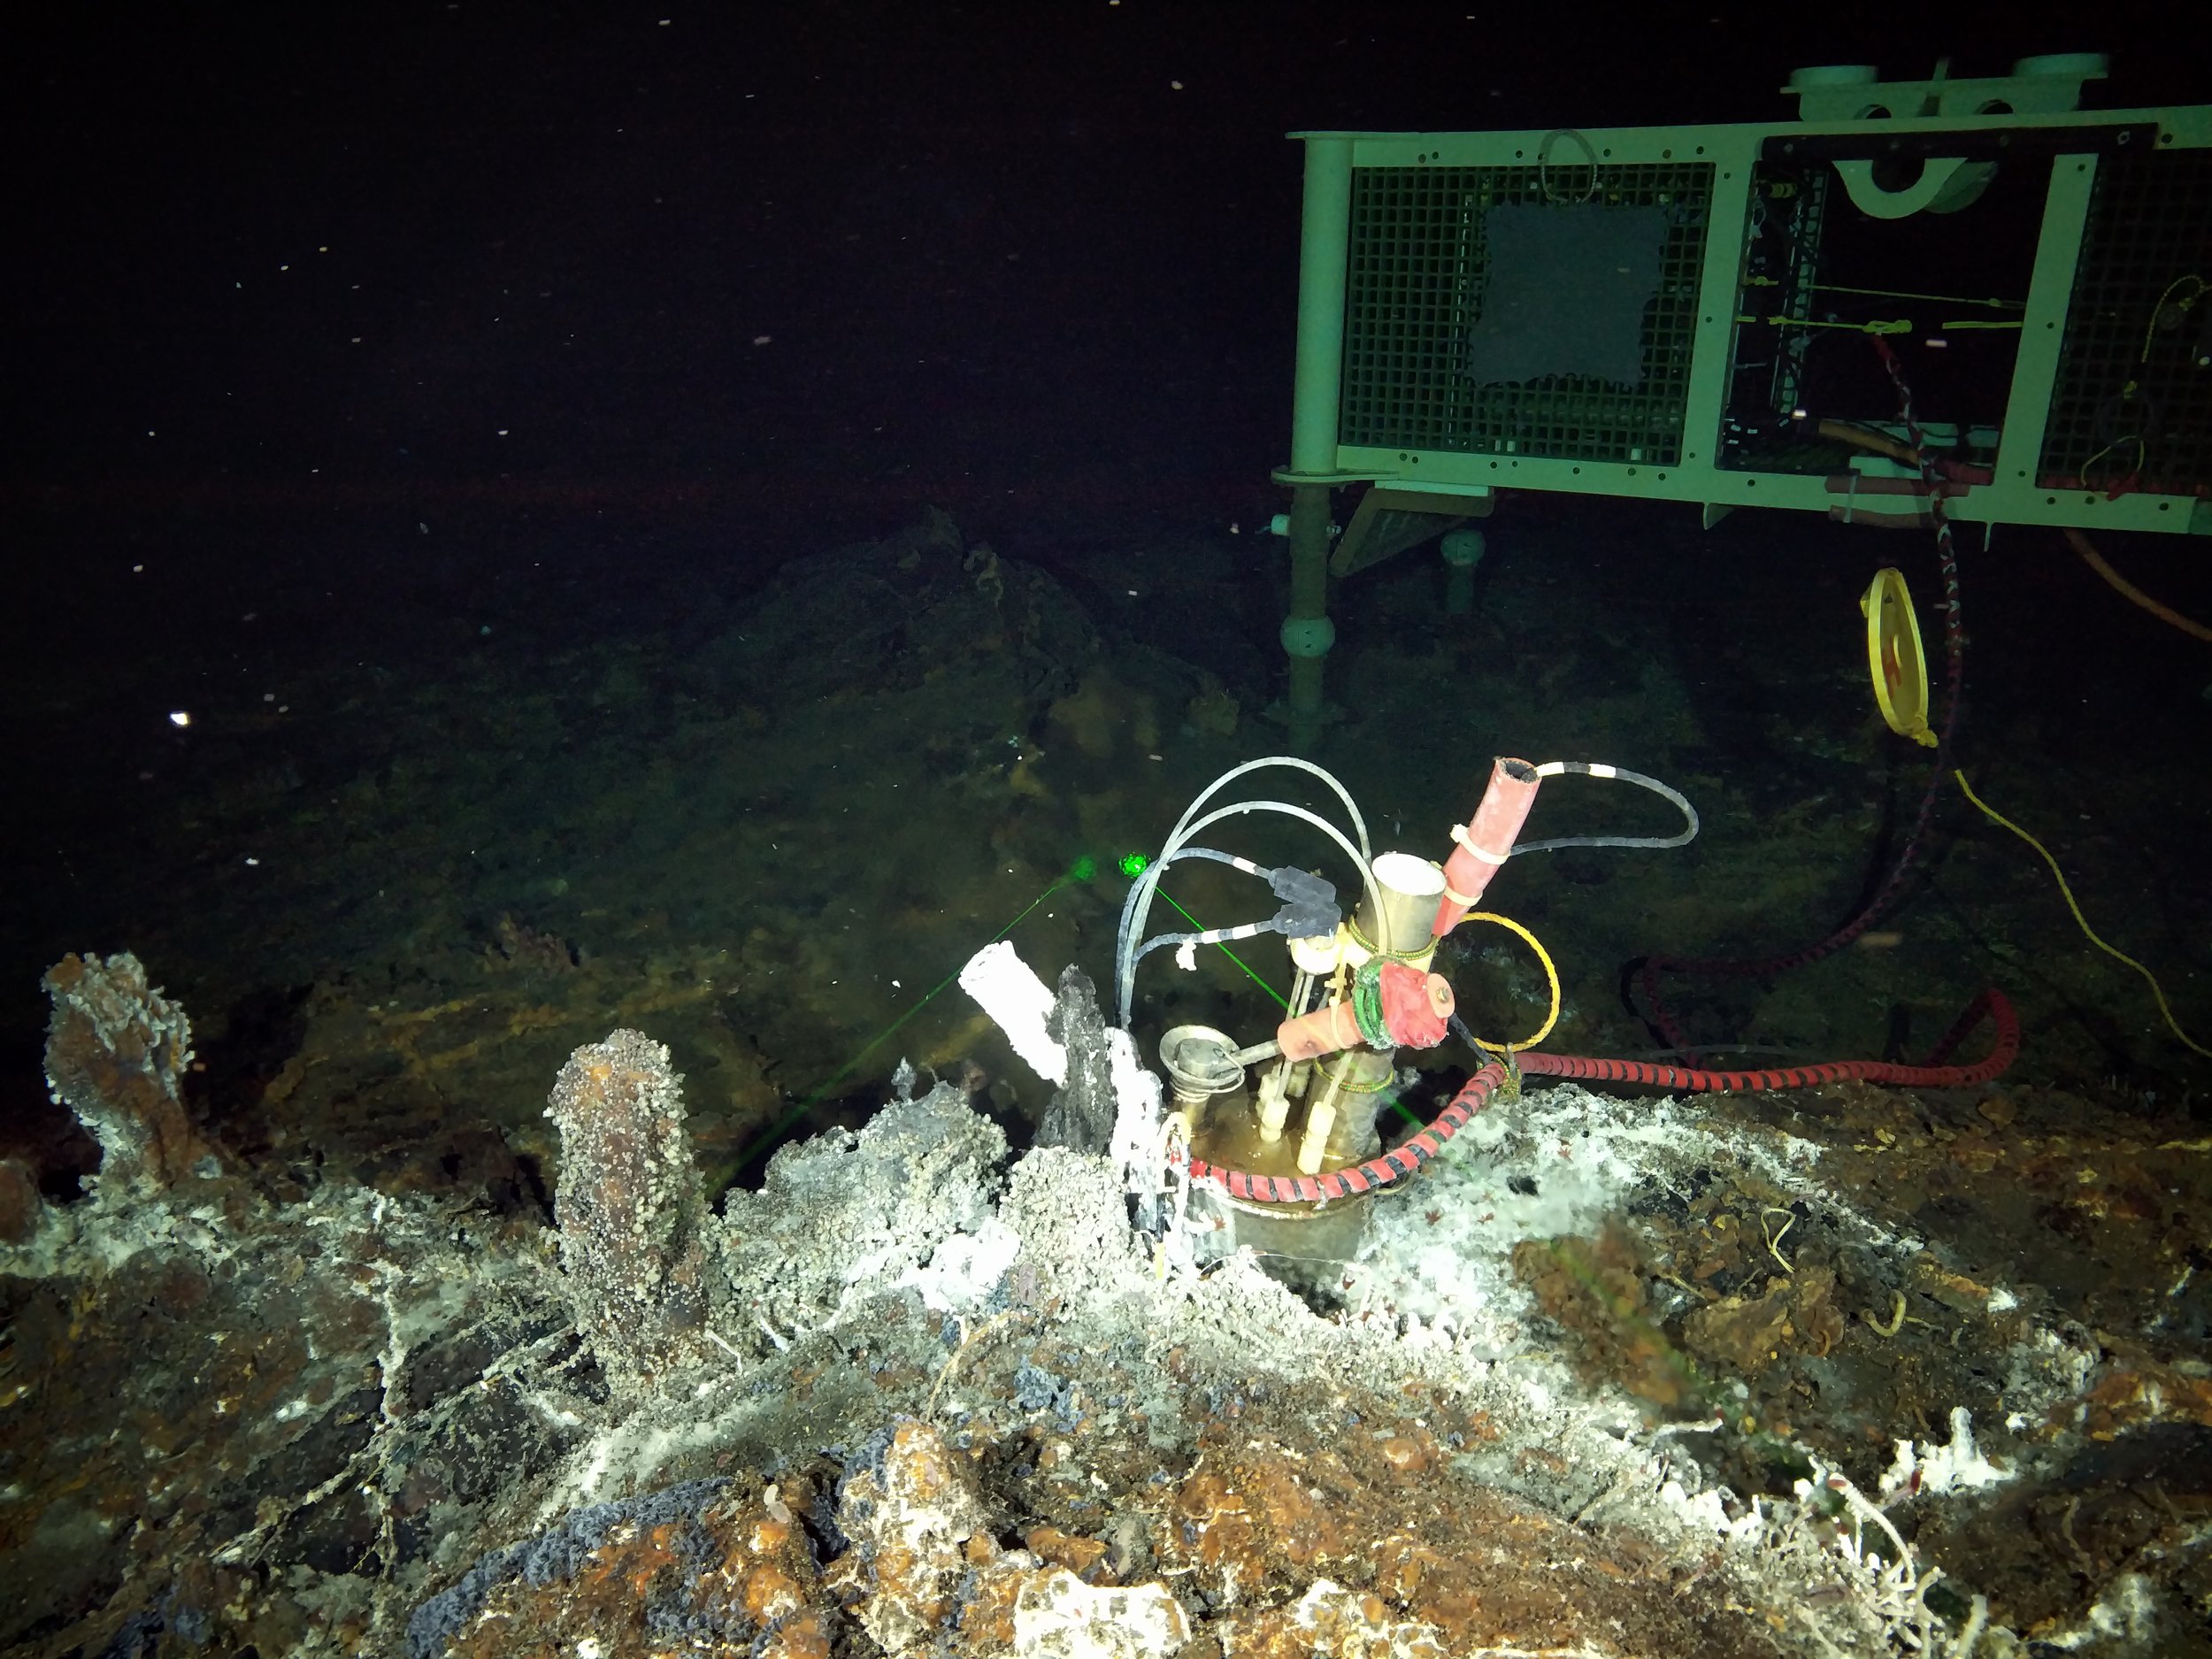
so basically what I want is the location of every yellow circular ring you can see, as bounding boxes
[1861,567,1936,748]
[1458,910,1562,1051]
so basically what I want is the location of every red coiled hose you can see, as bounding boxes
[1173,988,2016,1205]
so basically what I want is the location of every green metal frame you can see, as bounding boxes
[1278,67,2212,538]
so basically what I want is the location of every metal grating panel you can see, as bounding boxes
[1341,163,1715,465]
[2040,150,2212,495]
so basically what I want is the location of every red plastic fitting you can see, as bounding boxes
[1432,757,1542,937]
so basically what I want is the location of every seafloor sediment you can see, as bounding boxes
[8,952,2212,1656]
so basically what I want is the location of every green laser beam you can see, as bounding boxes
[1150,888,1290,1013]
[718,852,1419,1188]
[725,865,1087,1178]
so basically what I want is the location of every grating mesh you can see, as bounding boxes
[1341,163,1715,465]
[2040,150,2212,495]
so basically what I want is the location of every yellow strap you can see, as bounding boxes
[1454,910,1563,1052]
[1954,772,2210,1059]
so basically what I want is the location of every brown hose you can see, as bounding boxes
[2062,527,2212,643]
[1818,418,1919,465]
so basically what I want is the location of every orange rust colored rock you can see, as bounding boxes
[1681,1280,1793,1377]
[2082,1364,2212,1439]
[1377,1435,1430,1477]
[1912,1262,1999,1314]
[1513,1227,1698,1409]
[837,1419,992,1653]
[442,1486,825,1658]
[952,1551,1050,1650]
[1786,1264,1847,1359]
[1380,1546,1427,1602]
[1246,1460,1342,1566]
[741,1563,810,1624]
[757,1609,833,1659]
[1175,1467,1247,1526]
[1177,1433,1663,1655]
[1025,1525,1110,1578]
[1170,1447,1357,1601]
[1225,1579,1448,1658]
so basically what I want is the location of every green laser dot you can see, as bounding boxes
[1118,852,1149,878]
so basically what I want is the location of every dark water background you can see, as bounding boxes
[6,4,2209,1195]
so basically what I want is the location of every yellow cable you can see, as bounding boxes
[1814,281,2024,309]
[2139,273,2205,365]
[1457,911,1562,1052]
[1954,772,2211,1059]
[2075,436,2147,494]
[2076,275,2204,494]
[1737,314,1913,334]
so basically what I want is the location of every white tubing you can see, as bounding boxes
[958,941,1066,1086]
[1160,755,1374,871]
[1124,801,1380,1035]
